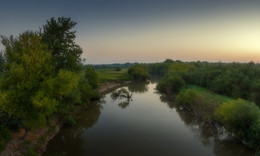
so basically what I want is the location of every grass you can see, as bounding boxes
[96,68,129,83]
[186,85,232,104]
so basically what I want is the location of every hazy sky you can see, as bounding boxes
[1,0,260,64]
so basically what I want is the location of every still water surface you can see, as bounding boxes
[44,82,255,156]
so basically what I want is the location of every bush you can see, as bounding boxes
[215,99,260,148]
[128,64,149,81]
[176,89,199,108]
[157,75,185,94]
[176,89,217,122]
[85,65,98,89]
[64,116,76,126]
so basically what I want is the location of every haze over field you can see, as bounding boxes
[1,0,260,64]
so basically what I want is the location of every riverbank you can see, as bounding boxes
[0,81,130,156]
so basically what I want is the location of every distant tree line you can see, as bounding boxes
[149,59,260,105]
[90,63,136,70]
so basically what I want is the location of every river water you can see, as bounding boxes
[44,82,256,156]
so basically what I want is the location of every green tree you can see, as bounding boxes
[85,65,98,89]
[0,32,56,127]
[128,64,149,81]
[45,69,81,114]
[215,99,260,147]
[41,17,83,72]
[157,75,185,94]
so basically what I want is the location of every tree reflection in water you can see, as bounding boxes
[110,88,132,109]
[43,101,103,156]
[127,81,149,94]
[118,101,130,109]
[159,94,256,156]
[110,81,150,109]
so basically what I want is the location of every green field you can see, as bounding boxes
[96,68,129,83]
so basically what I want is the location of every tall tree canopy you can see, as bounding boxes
[0,32,56,127]
[41,17,83,72]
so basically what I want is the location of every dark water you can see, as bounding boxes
[44,82,256,156]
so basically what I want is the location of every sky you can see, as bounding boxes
[0,0,260,64]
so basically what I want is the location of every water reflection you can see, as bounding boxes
[44,82,256,156]
[43,101,102,156]
[160,95,256,156]
[118,101,130,109]
[127,81,149,93]
[110,80,150,110]
[110,88,133,109]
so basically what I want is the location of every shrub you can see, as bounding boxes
[64,116,76,126]
[85,65,98,89]
[128,64,149,81]
[79,77,100,104]
[157,75,185,94]
[176,89,199,108]
[176,89,217,122]
[215,99,260,148]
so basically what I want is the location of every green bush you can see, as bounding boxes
[64,116,76,126]
[176,89,199,108]
[128,64,149,81]
[79,77,100,104]
[176,89,217,122]
[85,65,98,89]
[215,99,260,148]
[157,75,185,94]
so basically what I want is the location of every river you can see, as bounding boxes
[43,81,255,156]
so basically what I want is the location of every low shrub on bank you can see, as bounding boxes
[128,64,149,81]
[157,75,185,94]
[64,116,76,126]
[176,89,217,123]
[215,99,260,148]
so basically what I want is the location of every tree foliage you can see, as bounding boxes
[215,99,260,148]
[41,17,83,72]
[0,52,5,74]
[157,75,185,94]
[149,60,260,105]
[0,17,100,130]
[85,65,98,89]
[128,64,149,81]
[0,32,55,127]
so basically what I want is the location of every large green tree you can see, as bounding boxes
[41,17,83,72]
[0,32,56,127]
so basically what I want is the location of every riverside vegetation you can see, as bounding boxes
[149,59,260,149]
[0,17,101,155]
